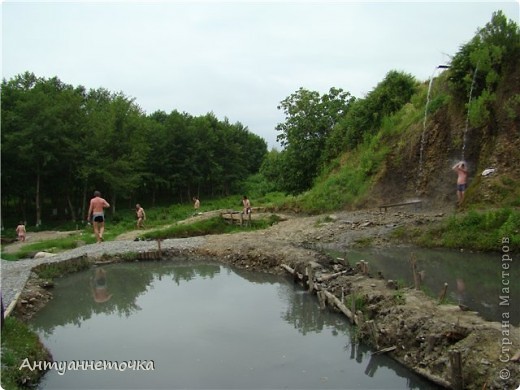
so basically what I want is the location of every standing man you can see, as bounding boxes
[136,204,146,229]
[87,191,110,243]
[452,161,468,205]
[193,197,200,213]
[242,195,251,215]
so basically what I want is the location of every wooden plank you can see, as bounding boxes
[379,200,422,212]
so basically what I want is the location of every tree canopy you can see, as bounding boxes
[1,73,267,225]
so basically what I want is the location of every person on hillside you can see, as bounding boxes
[15,221,26,242]
[87,191,110,243]
[136,204,146,229]
[193,197,200,214]
[242,195,251,215]
[452,161,468,205]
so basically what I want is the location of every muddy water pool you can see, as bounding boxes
[335,247,519,325]
[31,260,438,389]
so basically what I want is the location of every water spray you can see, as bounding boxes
[462,65,479,161]
[417,64,450,193]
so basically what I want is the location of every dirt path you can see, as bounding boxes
[1,230,80,254]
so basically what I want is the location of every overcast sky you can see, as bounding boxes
[2,1,518,148]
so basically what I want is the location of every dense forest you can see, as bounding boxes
[1,77,267,225]
[2,11,519,226]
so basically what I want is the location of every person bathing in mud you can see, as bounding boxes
[87,191,110,243]
[452,161,468,205]
[136,204,146,229]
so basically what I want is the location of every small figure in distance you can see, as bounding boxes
[87,191,110,243]
[242,195,251,215]
[193,197,200,214]
[136,204,146,229]
[16,221,26,242]
[452,161,468,205]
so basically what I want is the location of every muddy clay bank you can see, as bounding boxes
[7,209,520,390]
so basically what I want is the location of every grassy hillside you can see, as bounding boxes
[292,65,519,214]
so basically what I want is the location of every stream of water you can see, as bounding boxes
[417,65,449,191]
[462,65,479,161]
[30,260,438,390]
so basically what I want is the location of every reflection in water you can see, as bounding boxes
[91,268,113,303]
[332,247,519,325]
[31,260,438,390]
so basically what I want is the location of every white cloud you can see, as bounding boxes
[3,1,518,148]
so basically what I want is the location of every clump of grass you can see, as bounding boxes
[352,237,374,248]
[346,293,366,313]
[391,208,519,252]
[1,317,52,390]
[393,290,406,305]
[33,256,90,279]
[141,214,280,240]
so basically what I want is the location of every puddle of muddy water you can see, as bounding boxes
[331,247,519,325]
[30,260,438,389]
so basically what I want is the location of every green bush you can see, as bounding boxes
[1,317,51,390]
[413,208,519,251]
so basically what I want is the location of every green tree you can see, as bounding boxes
[325,70,417,156]
[1,73,86,225]
[449,11,520,125]
[275,87,353,193]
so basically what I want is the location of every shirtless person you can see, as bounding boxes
[136,204,146,229]
[242,195,251,215]
[15,221,26,242]
[193,197,200,214]
[87,191,110,243]
[452,161,468,205]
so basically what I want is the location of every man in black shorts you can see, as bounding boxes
[87,191,110,243]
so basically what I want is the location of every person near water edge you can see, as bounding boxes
[452,161,468,205]
[87,191,110,243]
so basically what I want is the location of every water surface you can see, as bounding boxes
[31,260,438,389]
[337,247,519,324]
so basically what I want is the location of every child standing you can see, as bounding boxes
[16,221,26,242]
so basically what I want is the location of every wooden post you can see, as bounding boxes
[366,320,380,349]
[410,253,420,290]
[449,349,464,390]
[317,291,326,310]
[157,239,162,258]
[306,265,313,293]
[322,290,358,325]
[317,270,348,282]
[439,282,448,303]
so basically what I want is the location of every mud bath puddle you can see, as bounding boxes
[6,208,520,389]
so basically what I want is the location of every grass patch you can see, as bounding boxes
[32,256,90,280]
[393,208,519,251]
[1,317,52,390]
[1,196,257,260]
[352,237,374,248]
[141,214,281,240]
[346,293,366,312]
